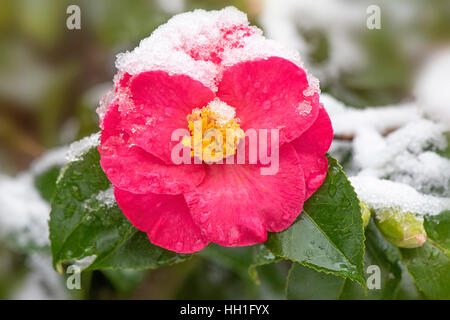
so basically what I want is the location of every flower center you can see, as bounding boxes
[182,98,244,163]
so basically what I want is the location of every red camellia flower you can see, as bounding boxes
[98,7,333,253]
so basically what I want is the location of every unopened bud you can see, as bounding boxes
[375,209,427,248]
[360,201,371,228]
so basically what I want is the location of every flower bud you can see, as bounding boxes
[375,209,427,248]
[360,201,371,228]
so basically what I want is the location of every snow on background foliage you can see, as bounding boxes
[0,134,100,299]
[326,51,450,216]
[0,0,449,299]
[0,147,68,249]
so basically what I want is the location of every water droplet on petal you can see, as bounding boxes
[262,101,271,110]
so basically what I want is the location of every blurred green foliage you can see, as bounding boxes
[0,0,449,299]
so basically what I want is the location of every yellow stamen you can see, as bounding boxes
[182,104,244,162]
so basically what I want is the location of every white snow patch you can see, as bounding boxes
[321,93,422,136]
[415,48,450,129]
[323,93,449,197]
[0,174,50,248]
[66,132,100,163]
[297,100,312,116]
[208,98,236,124]
[350,176,450,216]
[96,187,116,208]
[354,120,449,196]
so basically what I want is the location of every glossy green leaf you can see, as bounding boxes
[266,155,366,286]
[400,242,450,300]
[286,221,404,300]
[424,211,450,255]
[339,220,402,300]
[49,146,189,272]
[394,264,424,300]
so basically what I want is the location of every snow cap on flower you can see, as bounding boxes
[111,7,318,93]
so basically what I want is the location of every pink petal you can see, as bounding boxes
[217,57,319,146]
[297,153,329,199]
[115,188,210,253]
[184,144,305,247]
[292,106,333,155]
[124,71,215,164]
[292,106,333,198]
[99,103,205,195]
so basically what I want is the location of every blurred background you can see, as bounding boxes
[0,0,449,299]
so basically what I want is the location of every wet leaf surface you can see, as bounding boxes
[266,155,366,286]
[400,242,450,300]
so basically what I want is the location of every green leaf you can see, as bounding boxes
[339,220,402,300]
[88,230,190,271]
[286,221,404,300]
[424,211,450,255]
[394,264,424,300]
[248,245,281,285]
[286,263,345,300]
[400,242,450,300]
[266,155,366,286]
[49,146,189,272]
